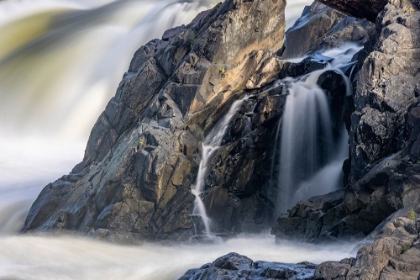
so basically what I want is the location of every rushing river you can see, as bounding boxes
[0,0,356,279]
[0,234,355,279]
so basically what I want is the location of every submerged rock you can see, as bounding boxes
[178,252,317,280]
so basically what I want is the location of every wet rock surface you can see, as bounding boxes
[22,0,368,242]
[22,0,289,241]
[178,252,317,280]
[273,0,420,244]
[282,3,375,58]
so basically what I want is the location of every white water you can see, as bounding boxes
[0,234,355,280]
[0,0,221,141]
[277,43,363,212]
[192,97,248,238]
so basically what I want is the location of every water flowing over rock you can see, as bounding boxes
[21,0,288,241]
[16,0,420,278]
[272,0,420,253]
[192,97,248,238]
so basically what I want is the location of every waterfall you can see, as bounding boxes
[277,43,362,213]
[192,97,248,238]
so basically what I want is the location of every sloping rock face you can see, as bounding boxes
[272,0,420,244]
[21,0,288,241]
[178,252,317,280]
[282,3,374,58]
[315,216,420,280]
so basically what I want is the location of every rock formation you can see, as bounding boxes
[22,0,291,241]
[317,0,388,22]
[315,215,420,279]
[178,252,317,280]
[272,0,420,244]
[20,0,420,277]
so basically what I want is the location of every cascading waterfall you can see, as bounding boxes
[277,43,363,212]
[192,97,248,238]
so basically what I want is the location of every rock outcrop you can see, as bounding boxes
[272,0,420,245]
[23,0,373,242]
[315,215,420,280]
[317,0,389,22]
[282,3,374,58]
[21,0,288,241]
[178,252,317,280]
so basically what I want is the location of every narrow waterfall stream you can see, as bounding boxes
[192,97,248,239]
[277,43,363,212]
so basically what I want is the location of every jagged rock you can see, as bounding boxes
[22,0,366,241]
[178,252,317,280]
[317,0,388,22]
[350,0,420,182]
[272,190,347,242]
[21,0,288,241]
[315,216,420,280]
[282,3,375,59]
[273,0,420,244]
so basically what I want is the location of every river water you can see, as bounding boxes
[0,1,357,279]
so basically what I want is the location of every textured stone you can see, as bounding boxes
[179,252,317,280]
[21,0,288,241]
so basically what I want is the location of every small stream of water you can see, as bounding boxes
[192,97,248,238]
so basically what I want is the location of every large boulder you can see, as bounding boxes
[178,252,317,280]
[21,0,288,241]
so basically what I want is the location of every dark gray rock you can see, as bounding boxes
[273,0,420,244]
[272,190,347,242]
[178,252,317,280]
[282,3,375,59]
[21,0,289,241]
[350,0,420,182]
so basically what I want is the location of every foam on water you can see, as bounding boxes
[0,234,355,280]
